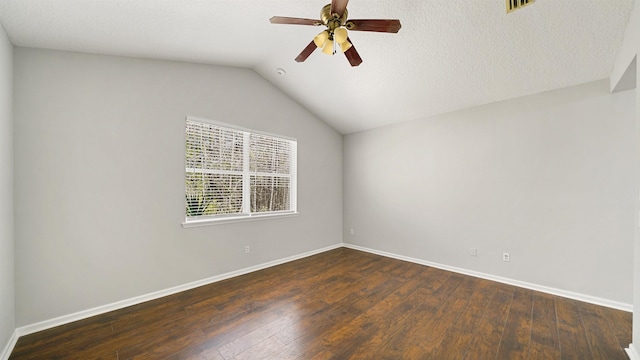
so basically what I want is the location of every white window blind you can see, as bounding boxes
[185,118,297,222]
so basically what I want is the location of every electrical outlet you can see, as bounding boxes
[470,248,477,257]
[503,252,510,262]
[350,228,355,235]
[245,245,250,254]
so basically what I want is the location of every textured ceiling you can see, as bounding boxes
[0,0,634,134]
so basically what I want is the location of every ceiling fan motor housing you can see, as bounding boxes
[320,4,348,29]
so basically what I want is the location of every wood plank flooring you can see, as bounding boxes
[9,248,632,359]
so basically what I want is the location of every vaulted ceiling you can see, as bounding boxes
[0,0,634,133]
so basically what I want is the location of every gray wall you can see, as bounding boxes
[344,80,635,305]
[13,48,343,326]
[635,59,639,357]
[0,23,14,355]
[619,1,640,352]
[635,60,640,357]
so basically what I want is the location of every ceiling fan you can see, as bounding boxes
[269,0,401,66]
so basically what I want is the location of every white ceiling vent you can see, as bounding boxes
[506,0,535,13]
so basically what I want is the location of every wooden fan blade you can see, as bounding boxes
[270,16,320,26]
[330,0,349,17]
[295,41,318,63]
[344,38,362,67]
[346,19,402,33]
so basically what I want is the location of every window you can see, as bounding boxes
[184,117,297,226]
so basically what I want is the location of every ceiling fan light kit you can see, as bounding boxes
[269,0,401,66]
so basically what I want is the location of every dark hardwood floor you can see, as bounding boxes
[10,248,632,359]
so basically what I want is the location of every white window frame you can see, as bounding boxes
[182,116,298,228]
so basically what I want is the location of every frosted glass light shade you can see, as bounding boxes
[314,31,329,48]
[322,39,335,55]
[334,27,348,44]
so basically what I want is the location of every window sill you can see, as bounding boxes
[182,212,299,228]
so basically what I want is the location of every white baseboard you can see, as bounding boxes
[15,243,342,338]
[6,241,633,358]
[343,243,633,312]
[1,330,19,360]
[627,344,640,360]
